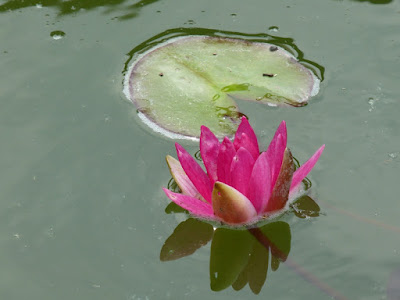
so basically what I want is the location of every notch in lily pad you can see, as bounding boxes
[124,36,320,139]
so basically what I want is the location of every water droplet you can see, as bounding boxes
[50,30,66,40]
[194,150,203,161]
[368,97,375,105]
[46,227,55,238]
[367,97,377,112]
[104,115,111,122]
[268,26,279,32]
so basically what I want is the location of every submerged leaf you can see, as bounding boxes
[291,195,321,218]
[125,36,319,138]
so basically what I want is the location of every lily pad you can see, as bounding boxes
[124,36,320,138]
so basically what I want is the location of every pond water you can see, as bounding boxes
[1,0,399,299]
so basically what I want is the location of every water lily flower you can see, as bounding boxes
[163,118,324,226]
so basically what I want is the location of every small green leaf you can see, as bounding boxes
[292,195,321,218]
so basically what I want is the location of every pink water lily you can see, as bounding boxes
[163,118,325,226]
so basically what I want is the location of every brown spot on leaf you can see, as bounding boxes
[263,73,275,77]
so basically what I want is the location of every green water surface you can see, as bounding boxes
[0,0,400,299]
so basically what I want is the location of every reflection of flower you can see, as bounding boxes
[160,218,291,294]
[163,117,324,225]
[161,196,320,294]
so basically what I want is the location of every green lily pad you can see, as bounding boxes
[124,36,319,138]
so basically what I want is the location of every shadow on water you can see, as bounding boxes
[0,0,160,19]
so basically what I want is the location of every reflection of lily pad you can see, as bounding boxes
[160,218,213,261]
[210,229,254,291]
[232,236,269,294]
[124,36,320,138]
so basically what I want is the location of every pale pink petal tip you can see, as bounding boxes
[290,144,325,191]
[163,188,215,219]
[175,143,213,203]
[212,182,257,225]
[166,155,203,200]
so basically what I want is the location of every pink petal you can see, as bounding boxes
[230,147,255,197]
[235,133,260,161]
[166,155,205,201]
[265,134,286,191]
[247,152,272,213]
[176,143,213,203]
[266,121,287,156]
[212,182,257,225]
[264,148,295,213]
[163,188,216,219]
[265,121,287,189]
[271,120,287,146]
[216,137,236,185]
[233,117,259,160]
[200,126,220,183]
[290,145,325,192]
